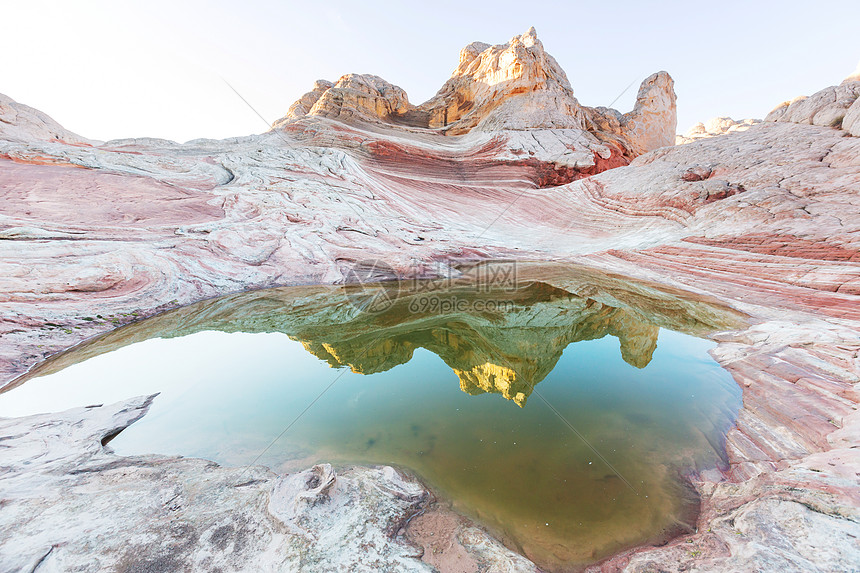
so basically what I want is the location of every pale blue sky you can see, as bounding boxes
[3,0,858,142]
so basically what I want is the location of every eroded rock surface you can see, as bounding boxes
[417,27,588,133]
[277,74,409,124]
[588,71,677,157]
[279,79,335,121]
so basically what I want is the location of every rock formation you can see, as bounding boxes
[586,71,678,156]
[840,63,860,137]
[275,74,409,123]
[0,28,859,573]
[273,27,677,177]
[843,98,860,137]
[415,27,587,133]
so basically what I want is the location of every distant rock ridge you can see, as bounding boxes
[273,27,677,162]
[676,117,762,145]
[0,93,93,145]
[766,66,860,136]
[0,28,677,187]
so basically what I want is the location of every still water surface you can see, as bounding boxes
[0,276,743,570]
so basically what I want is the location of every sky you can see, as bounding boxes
[2,0,859,143]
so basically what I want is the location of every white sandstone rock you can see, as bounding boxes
[619,71,678,155]
[274,74,409,124]
[277,79,334,123]
[766,82,860,128]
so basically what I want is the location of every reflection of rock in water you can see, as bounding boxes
[12,267,743,406]
[455,362,526,405]
[612,312,659,369]
[290,283,661,406]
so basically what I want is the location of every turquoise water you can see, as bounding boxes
[0,280,742,570]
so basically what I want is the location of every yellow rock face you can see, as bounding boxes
[455,362,526,406]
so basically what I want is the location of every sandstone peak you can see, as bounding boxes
[312,74,409,119]
[418,26,580,133]
[521,26,538,45]
[582,72,677,156]
[619,71,678,155]
[282,79,334,121]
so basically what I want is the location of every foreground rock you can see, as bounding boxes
[0,396,536,572]
[0,28,859,572]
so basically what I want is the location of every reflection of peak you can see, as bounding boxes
[611,313,660,369]
[290,288,661,406]
[455,363,528,407]
[16,266,745,395]
[300,338,416,375]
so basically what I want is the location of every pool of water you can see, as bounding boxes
[0,267,744,570]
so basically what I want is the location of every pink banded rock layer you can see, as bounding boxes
[1,28,859,573]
